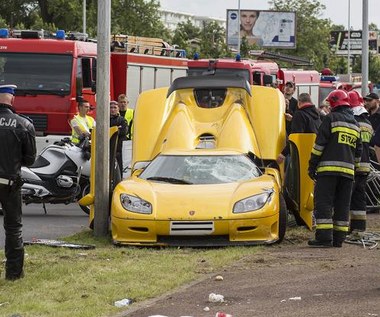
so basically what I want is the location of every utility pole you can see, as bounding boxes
[361,0,369,96]
[94,0,111,237]
[237,0,241,54]
[83,0,86,34]
[347,0,351,79]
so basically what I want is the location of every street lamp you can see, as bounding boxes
[83,0,86,34]
[237,0,241,54]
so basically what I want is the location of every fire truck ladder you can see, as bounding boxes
[249,50,313,68]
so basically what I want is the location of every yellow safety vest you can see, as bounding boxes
[71,114,95,144]
[124,108,134,140]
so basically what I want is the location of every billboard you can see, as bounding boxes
[330,30,379,55]
[329,30,363,55]
[226,10,296,49]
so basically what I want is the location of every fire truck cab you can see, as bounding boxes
[188,57,321,105]
[187,57,279,86]
[0,29,187,151]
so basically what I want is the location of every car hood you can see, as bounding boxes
[114,174,278,220]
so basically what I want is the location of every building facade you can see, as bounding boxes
[159,9,226,32]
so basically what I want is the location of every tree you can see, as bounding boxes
[269,0,333,70]
[240,37,261,58]
[110,0,168,38]
[352,53,380,84]
[171,19,201,56]
[369,23,379,31]
[198,21,228,58]
[0,0,38,29]
[0,0,170,39]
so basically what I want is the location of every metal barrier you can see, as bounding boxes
[366,159,380,212]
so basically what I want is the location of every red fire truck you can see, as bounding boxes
[0,29,187,149]
[187,57,320,105]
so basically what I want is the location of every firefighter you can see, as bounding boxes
[308,90,362,248]
[0,84,36,280]
[277,93,321,164]
[347,91,373,233]
[70,100,95,144]
[117,94,134,140]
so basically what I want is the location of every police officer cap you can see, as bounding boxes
[0,84,17,95]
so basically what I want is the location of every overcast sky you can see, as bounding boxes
[159,0,378,30]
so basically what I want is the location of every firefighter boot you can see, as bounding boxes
[333,230,347,248]
[307,239,333,248]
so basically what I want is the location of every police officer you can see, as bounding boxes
[347,91,373,233]
[308,90,362,248]
[0,84,36,280]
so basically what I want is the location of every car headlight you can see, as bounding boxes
[233,190,273,213]
[120,194,152,214]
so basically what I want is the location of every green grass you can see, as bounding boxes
[0,230,261,317]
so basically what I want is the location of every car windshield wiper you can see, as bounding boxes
[15,89,67,97]
[146,176,192,184]
[15,90,37,97]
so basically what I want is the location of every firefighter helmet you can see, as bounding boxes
[326,90,350,108]
[348,90,363,107]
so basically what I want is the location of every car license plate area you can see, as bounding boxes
[170,221,214,235]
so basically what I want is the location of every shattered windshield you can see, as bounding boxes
[140,154,262,184]
[0,53,72,95]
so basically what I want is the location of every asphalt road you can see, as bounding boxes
[0,203,88,249]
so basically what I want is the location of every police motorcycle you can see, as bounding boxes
[21,136,91,214]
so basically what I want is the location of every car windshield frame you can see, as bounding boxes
[139,154,262,185]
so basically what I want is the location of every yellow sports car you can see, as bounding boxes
[110,75,312,246]
[111,149,286,246]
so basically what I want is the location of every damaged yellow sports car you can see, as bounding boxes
[111,75,311,246]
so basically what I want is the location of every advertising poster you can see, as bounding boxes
[329,30,362,55]
[226,10,296,49]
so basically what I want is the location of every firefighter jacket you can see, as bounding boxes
[353,107,373,175]
[282,104,321,156]
[309,106,362,180]
[0,105,36,180]
[120,108,134,140]
[70,114,95,144]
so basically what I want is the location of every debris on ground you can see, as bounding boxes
[208,293,225,303]
[24,238,96,249]
[114,298,133,307]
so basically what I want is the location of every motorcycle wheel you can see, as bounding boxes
[78,181,91,215]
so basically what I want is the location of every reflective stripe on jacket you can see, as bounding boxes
[309,106,362,179]
[354,114,373,174]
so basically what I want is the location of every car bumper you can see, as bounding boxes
[111,213,280,246]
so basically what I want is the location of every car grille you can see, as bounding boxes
[170,221,214,235]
